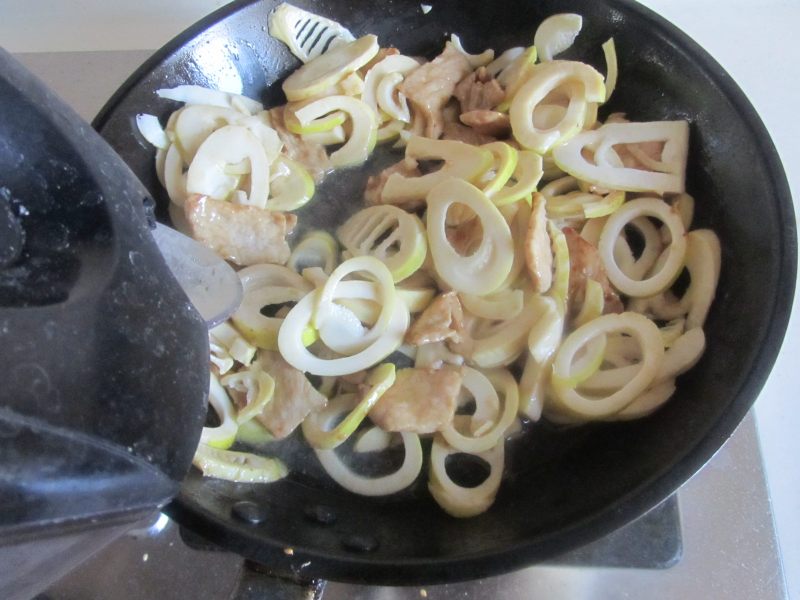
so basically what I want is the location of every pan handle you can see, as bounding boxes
[232,562,326,600]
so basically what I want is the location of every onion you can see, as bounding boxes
[136,114,169,149]
[426,179,513,296]
[509,61,605,153]
[312,395,423,495]
[279,280,409,376]
[200,373,239,449]
[550,312,664,418]
[441,368,519,453]
[449,34,495,67]
[156,85,262,114]
[602,38,618,101]
[534,13,583,61]
[428,435,504,518]
[293,95,377,168]
[598,197,687,297]
[552,121,689,194]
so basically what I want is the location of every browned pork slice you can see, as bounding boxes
[369,367,461,433]
[445,214,483,256]
[398,45,471,139]
[363,157,423,208]
[268,106,331,182]
[441,121,496,145]
[255,351,327,439]
[454,66,505,112]
[184,194,296,266]
[459,110,511,138]
[524,193,553,293]
[563,227,625,316]
[406,291,465,345]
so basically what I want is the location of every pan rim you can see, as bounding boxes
[95,0,797,584]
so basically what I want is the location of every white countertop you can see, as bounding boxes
[3,1,798,597]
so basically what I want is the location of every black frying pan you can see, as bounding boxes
[93,0,796,585]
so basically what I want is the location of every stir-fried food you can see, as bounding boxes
[137,5,720,518]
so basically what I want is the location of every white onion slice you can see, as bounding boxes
[470,302,541,368]
[449,34,495,67]
[441,368,519,453]
[551,312,664,418]
[602,38,618,101]
[314,256,396,340]
[313,396,422,495]
[485,47,524,77]
[534,13,583,61]
[155,147,167,188]
[599,197,687,297]
[318,302,369,354]
[581,327,706,394]
[552,121,689,194]
[612,216,664,280]
[426,179,513,296]
[279,281,409,376]
[186,125,270,207]
[638,229,720,328]
[428,436,504,518]
[609,379,677,421]
[136,113,169,149]
[157,85,263,114]
[173,105,243,162]
[459,289,524,321]
[200,373,238,449]
[518,353,551,421]
[526,295,564,363]
[163,144,188,206]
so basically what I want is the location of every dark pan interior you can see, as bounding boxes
[93,0,796,584]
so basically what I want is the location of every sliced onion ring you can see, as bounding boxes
[551,312,664,418]
[428,435,504,518]
[200,373,238,449]
[441,368,519,453]
[314,256,397,347]
[580,327,705,394]
[426,178,513,296]
[279,281,409,376]
[598,197,687,297]
[534,13,583,61]
[313,395,423,496]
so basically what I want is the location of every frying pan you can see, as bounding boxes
[93,0,796,585]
